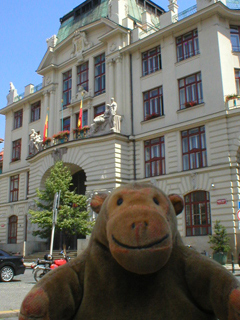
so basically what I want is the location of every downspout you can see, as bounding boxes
[130,54,136,180]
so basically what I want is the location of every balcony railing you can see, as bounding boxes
[30,83,42,94]
[226,96,240,109]
[173,5,197,22]
[13,93,24,102]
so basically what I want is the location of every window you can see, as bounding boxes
[77,62,89,92]
[144,137,165,177]
[10,175,19,202]
[179,72,203,109]
[185,191,211,236]
[31,101,41,122]
[14,109,23,129]
[8,215,18,244]
[182,126,207,171]
[176,29,199,62]
[63,117,70,131]
[143,87,164,120]
[235,69,240,95]
[94,53,105,95]
[94,104,105,118]
[230,26,240,52]
[76,110,88,127]
[63,70,72,108]
[142,46,162,76]
[12,139,21,162]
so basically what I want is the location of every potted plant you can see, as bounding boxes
[145,113,159,121]
[225,94,240,102]
[185,101,197,108]
[53,130,70,143]
[42,137,52,148]
[208,220,230,265]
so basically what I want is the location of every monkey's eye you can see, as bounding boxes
[117,198,123,206]
[153,197,159,205]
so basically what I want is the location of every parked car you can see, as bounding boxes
[0,249,25,282]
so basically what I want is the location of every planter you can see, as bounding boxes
[213,252,228,265]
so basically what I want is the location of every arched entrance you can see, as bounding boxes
[55,168,87,251]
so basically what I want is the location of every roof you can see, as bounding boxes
[56,0,109,45]
[56,0,164,45]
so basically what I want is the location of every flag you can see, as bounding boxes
[43,112,49,142]
[78,99,83,129]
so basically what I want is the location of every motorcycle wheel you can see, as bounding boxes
[34,268,48,282]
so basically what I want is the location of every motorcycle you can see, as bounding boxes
[32,252,70,282]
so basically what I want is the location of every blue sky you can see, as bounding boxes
[0,0,196,151]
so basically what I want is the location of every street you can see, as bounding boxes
[0,268,35,319]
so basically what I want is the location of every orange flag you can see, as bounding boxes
[78,100,83,129]
[43,112,49,142]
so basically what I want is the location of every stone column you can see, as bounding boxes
[115,55,122,112]
[49,88,55,137]
[107,59,115,102]
[71,65,77,103]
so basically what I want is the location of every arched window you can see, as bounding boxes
[185,191,211,236]
[8,215,18,244]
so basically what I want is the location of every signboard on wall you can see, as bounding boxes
[217,199,227,205]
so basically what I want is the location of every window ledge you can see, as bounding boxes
[175,53,200,67]
[10,159,21,164]
[141,115,165,124]
[177,103,205,113]
[141,69,162,80]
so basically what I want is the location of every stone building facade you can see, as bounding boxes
[1,0,240,257]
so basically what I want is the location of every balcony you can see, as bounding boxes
[226,95,240,110]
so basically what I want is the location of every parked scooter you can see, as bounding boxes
[32,251,70,282]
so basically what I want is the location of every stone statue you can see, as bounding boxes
[71,31,92,62]
[9,82,15,91]
[89,98,119,136]
[106,97,117,128]
[29,129,43,154]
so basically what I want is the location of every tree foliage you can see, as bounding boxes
[29,161,94,242]
[208,220,230,253]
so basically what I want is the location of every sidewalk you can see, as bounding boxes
[0,310,19,319]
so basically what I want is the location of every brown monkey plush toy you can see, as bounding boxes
[20,183,240,320]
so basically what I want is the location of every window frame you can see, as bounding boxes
[143,86,164,121]
[12,139,21,162]
[63,117,71,132]
[63,70,72,108]
[144,136,165,178]
[182,126,207,171]
[14,109,23,129]
[94,53,105,96]
[230,25,240,52]
[30,101,41,122]
[75,110,88,127]
[8,215,18,244]
[176,29,199,62]
[77,62,89,92]
[178,72,203,109]
[10,175,19,203]
[94,104,105,118]
[235,69,240,95]
[142,46,162,76]
[185,191,211,236]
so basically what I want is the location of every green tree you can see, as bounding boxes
[208,220,230,253]
[29,161,94,246]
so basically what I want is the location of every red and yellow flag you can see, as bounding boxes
[43,112,49,142]
[78,100,83,129]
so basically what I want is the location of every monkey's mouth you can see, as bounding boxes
[112,234,169,250]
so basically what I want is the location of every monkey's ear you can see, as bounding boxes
[90,193,108,213]
[168,194,184,216]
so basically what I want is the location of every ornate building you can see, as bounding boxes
[1,0,240,256]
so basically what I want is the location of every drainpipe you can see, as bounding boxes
[130,54,136,180]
